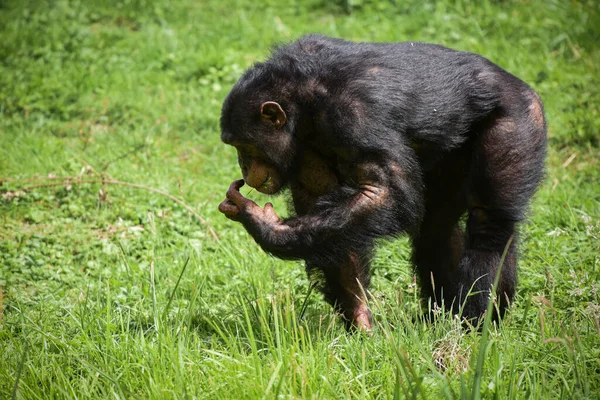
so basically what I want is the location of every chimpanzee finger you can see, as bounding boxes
[263,202,281,223]
[264,202,278,216]
[218,199,241,220]
[232,179,245,191]
[226,179,247,206]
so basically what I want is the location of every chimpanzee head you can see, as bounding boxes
[220,67,297,194]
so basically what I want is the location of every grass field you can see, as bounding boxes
[1,0,599,398]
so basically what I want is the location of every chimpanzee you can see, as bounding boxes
[218,35,546,331]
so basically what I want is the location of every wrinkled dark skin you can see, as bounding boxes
[218,35,547,331]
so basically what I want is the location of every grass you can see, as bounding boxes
[1,0,599,398]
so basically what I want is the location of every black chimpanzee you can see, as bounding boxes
[218,35,546,331]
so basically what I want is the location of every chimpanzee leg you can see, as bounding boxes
[307,246,373,331]
[457,208,517,320]
[459,94,546,321]
[412,153,468,313]
[292,183,373,330]
[413,223,465,311]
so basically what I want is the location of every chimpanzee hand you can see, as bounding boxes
[218,179,282,226]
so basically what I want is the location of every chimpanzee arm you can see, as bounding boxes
[224,156,424,262]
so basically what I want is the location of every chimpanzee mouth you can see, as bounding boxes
[257,175,278,194]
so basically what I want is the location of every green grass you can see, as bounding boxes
[1,0,599,398]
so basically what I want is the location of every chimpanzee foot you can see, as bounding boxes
[345,303,372,332]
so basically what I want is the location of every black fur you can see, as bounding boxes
[220,35,546,326]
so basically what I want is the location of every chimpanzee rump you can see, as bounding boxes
[218,35,546,330]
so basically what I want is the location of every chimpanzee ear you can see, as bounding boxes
[260,101,287,129]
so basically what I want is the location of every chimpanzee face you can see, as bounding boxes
[232,143,283,194]
[221,99,293,194]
